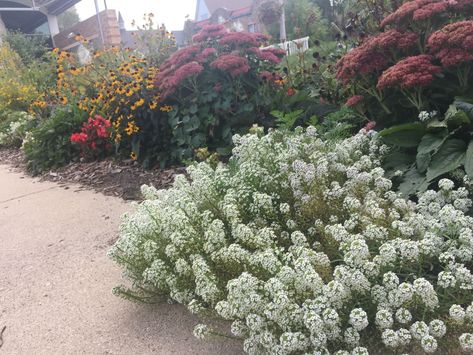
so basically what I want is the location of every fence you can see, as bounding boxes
[263,36,310,56]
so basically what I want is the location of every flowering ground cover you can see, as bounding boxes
[110,128,473,354]
[2,2,473,354]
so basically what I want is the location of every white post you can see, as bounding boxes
[94,0,105,45]
[47,14,60,36]
[279,0,286,42]
[47,14,60,47]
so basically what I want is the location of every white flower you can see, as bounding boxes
[410,321,429,340]
[438,178,454,191]
[375,309,393,329]
[193,324,211,339]
[429,319,446,338]
[450,304,466,324]
[395,308,412,324]
[382,329,399,348]
[349,308,369,331]
[421,335,437,353]
[351,347,369,355]
[459,333,473,351]
[396,328,411,346]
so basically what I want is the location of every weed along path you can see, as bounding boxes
[0,164,242,355]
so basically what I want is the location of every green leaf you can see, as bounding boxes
[379,123,426,148]
[398,168,429,196]
[465,141,473,177]
[189,104,198,114]
[445,104,470,126]
[426,138,466,181]
[416,131,448,173]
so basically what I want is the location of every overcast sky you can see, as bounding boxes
[75,0,197,31]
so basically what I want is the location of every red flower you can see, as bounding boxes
[219,32,261,47]
[345,95,364,107]
[257,48,286,63]
[362,121,377,133]
[287,87,296,96]
[381,0,448,27]
[160,45,201,72]
[210,54,250,76]
[428,20,473,66]
[377,55,442,90]
[160,62,204,97]
[192,24,228,42]
[336,30,417,83]
[71,132,88,144]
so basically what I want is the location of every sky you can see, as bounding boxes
[75,0,197,31]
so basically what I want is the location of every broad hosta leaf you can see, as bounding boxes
[416,131,448,173]
[399,168,429,196]
[465,141,473,178]
[445,104,470,126]
[426,138,466,181]
[379,123,425,148]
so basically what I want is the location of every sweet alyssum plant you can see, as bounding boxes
[110,128,473,354]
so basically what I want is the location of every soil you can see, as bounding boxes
[0,147,186,200]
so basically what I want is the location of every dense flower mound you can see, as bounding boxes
[111,128,473,354]
[336,30,418,83]
[428,21,473,67]
[377,55,442,90]
[380,0,473,27]
[157,25,284,98]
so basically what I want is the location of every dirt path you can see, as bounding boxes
[0,165,242,355]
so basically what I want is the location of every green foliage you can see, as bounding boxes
[0,110,36,147]
[267,0,329,41]
[2,31,50,66]
[58,7,80,31]
[23,106,87,174]
[382,98,473,195]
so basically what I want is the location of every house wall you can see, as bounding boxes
[53,9,120,49]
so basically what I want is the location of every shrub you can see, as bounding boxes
[0,110,36,147]
[39,43,172,166]
[336,1,473,126]
[23,106,86,174]
[111,128,473,354]
[335,1,473,194]
[157,24,286,160]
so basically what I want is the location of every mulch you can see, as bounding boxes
[0,147,186,200]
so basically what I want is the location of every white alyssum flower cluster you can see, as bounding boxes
[110,128,473,354]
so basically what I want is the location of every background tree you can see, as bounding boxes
[58,7,80,31]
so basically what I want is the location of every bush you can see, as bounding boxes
[335,1,473,194]
[0,110,36,147]
[111,128,473,354]
[23,106,86,174]
[157,24,286,160]
[336,1,473,127]
[70,115,112,160]
[38,43,172,166]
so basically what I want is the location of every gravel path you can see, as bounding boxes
[0,164,242,355]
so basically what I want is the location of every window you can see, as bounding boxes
[248,23,256,33]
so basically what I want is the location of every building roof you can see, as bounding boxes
[0,0,79,32]
[203,0,253,13]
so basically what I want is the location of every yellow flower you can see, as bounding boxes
[160,105,173,112]
[149,102,158,110]
[59,96,68,105]
[130,152,138,161]
[125,121,139,135]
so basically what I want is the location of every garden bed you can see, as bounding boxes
[0,147,184,200]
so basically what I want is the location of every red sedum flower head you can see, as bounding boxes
[336,30,418,83]
[377,55,442,90]
[210,54,250,76]
[192,24,228,42]
[381,0,448,27]
[428,20,473,67]
[219,32,261,47]
[345,95,364,107]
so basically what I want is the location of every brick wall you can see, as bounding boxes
[53,9,121,49]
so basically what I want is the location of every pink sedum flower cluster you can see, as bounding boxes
[156,24,284,98]
[336,30,418,83]
[428,20,473,67]
[377,55,442,90]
